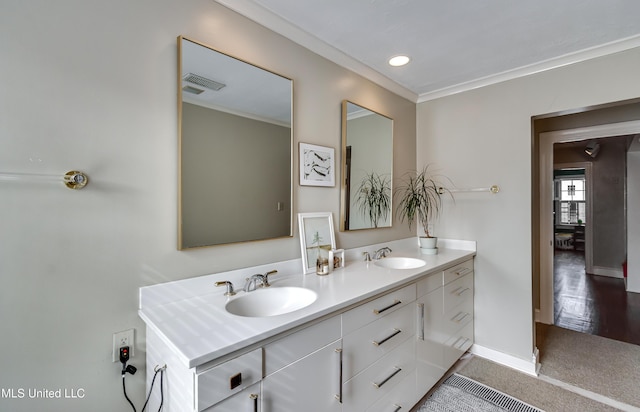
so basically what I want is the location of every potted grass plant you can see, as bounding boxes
[396,165,452,254]
[355,172,392,228]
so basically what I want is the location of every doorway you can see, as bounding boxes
[538,121,640,344]
[552,143,640,344]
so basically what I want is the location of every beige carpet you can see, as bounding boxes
[537,324,640,408]
[414,325,640,412]
[458,356,620,412]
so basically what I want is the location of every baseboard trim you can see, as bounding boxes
[470,344,539,377]
[591,266,624,279]
[538,374,640,412]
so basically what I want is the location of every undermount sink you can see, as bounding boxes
[374,257,426,270]
[225,287,317,317]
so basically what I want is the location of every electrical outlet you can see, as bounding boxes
[112,329,135,362]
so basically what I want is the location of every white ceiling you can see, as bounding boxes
[216,0,640,102]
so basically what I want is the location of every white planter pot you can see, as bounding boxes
[419,237,438,254]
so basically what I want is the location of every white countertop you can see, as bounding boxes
[139,239,475,369]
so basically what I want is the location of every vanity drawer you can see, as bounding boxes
[202,382,261,412]
[343,303,414,380]
[366,370,417,412]
[443,259,474,285]
[443,321,474,369]
[264,316,341,376]
[443,296,473,337]
[196,348,262,411]
[443,273,473,314]
[342,284,416,335]
[343,337,416,411]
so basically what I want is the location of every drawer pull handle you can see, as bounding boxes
[454,267,472,276]
[450,287,470,296]
[452,336,471,349]
[230,372,242,390]
[374,300,401,315]
[334,348,343,403]
[451,336,465,348]
[393,405,402,412]
[373,367,402,389]
[249,393,258,412]
[456,287,470,296]
[451,312,470,324]
[417,303,425,341]
[373,329,401,346]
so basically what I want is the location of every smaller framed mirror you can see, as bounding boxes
[340,101,393,231]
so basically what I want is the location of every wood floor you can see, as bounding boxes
[554,249,640,345]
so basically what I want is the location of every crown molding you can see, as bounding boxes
[417,34,640,103]
[214,0,418,102]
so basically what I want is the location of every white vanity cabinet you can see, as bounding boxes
[416,258,474,391]
[262,317,342,412]
[141,246,476,412]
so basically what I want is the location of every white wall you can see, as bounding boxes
[0,1,415,411]
[417,47,640,362]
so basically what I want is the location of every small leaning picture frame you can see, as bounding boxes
[299,142,335,187]
[298,212,336,274]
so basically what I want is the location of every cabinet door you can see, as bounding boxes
[416,289,446,391]
[262,341,342,412]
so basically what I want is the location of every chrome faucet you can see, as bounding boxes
[374,247,392,260]
[243,274,266,292]
[243,270,278,292]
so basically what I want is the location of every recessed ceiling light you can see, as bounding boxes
[388,55,410,67]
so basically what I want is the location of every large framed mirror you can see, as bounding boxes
[340,100,393,231]
[178,36,293,249]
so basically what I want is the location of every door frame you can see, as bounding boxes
[538,120,640,325]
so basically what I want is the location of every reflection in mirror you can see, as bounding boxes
[178,36,293,249]
[340,101,393,231]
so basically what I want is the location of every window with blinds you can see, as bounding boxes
[555,177,586,224]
